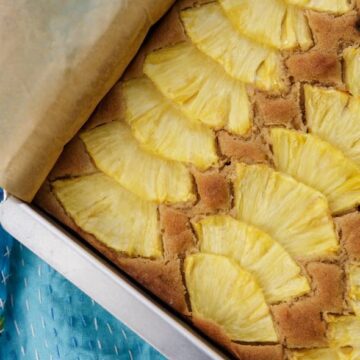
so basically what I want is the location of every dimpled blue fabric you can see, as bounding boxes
[0,202,165,359]
[0,188,13,335]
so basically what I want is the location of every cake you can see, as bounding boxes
[35,1,360,358]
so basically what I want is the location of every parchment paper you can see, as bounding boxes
[0,0,174,202]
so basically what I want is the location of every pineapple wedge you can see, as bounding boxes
[180,3,284,91]
[343,47,360,97]
[193,215,310,303]
[234,163,338,258]
[349,264,360,316]
[327,315,360,348]
[52,173,161,258]
[305,85,360,168]
[218,0,313,50]
[143,42,251,135]
[271,128,360,214]
[123,77,218,170]
[285,0,352,14]
[185,253,278,342]
[291,347,359,360]
[80,121,194,204]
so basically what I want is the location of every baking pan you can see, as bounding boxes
[0,194,226,360]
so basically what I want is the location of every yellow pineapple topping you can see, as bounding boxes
[305,85,360,168]
[123,77,218,170]
[180,3,284,91]
[52,173,161,258]
[193,215,310,303]
[80,122,195,204]
[271,128,360,214]
[285,0,352,14]
[143,42,251,135]
[291,347,360,360]
[218,0,313,50]
[327,315,360,348]
[234,163,338,258]
[185,253,278,342]
[343,46,360,96]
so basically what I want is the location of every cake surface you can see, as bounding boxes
[35,1,360,358]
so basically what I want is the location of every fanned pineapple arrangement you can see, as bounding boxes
[38,0,360,359]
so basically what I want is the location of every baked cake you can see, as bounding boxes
[35,0,360,358]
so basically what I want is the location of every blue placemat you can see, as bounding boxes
[0,188,12,335]
[0,198,166,359]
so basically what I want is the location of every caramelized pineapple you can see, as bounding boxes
[218,0,313,50]
[349,264,360,316]
[343,47,360,96]
[271,128,360,214]
[185,253,278,342]
[123,77,218,170]
[234,163,338,258]
[52,173,161,258]
[305,85,360,167]
[285,0,352,13]
[80,122,194,204]
[180,3,284,91]
[143,42,251,134]
[193,215,310,303]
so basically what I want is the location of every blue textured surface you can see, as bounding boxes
[0,188,13,334]
[0,211,165,359]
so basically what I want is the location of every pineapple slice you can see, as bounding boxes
[185,253,278,342]
[52,173,161,258]
[143,42,251,135]
[349,264,360,316]
[234,163,338,258]
[327,315,360,348]
[123,77,218,170]
[291,347,359,360]
[193,215,310,303]
[285,0,352,14]
[271,128,360,214]
[180,3,284,91]
[80,121,194,204]
[343,47,360,97]
[305,85,360,168]
[218,0,313,50]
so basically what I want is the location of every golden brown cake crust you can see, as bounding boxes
[192,170,230,212]
[231,343,283,360]
[160,206,196,259]
[286,11,360,85]
[116,257,189,315]
[271,300,327,348]
[336,212,360,261]
[83,83,125,130]
[34,1,360,358]
[192,316,233,352]
[218,131,270,165]
[255,85,304,131]
[48,137,97,180]
[306,262,346,313]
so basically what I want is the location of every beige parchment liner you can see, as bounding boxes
[0,0,174,202]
